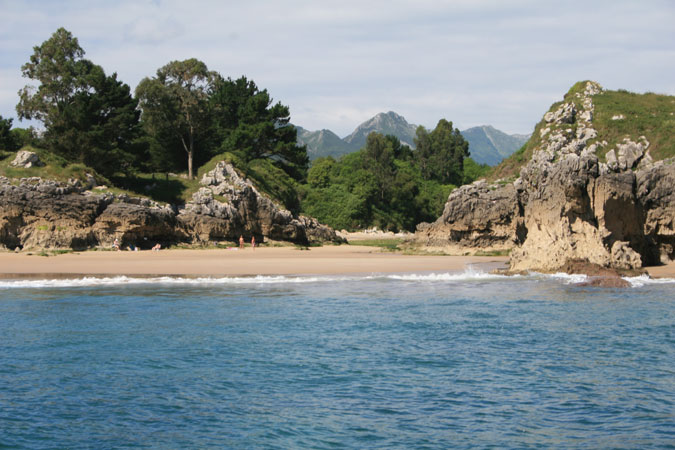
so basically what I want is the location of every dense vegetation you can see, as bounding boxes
[301,126,486,231]
[1,27,490,232]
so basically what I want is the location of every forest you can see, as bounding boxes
[0,27,490,232]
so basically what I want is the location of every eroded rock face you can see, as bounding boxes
[636,162,675,263]
[177,161,343,244]
[414,180,521,253]
[412,81,675,271]
[0,161,342,251]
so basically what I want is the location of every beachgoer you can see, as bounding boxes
[251,236,256,250]
[152,243,161,251]
[239,235,244,249]
[112,238,120,251]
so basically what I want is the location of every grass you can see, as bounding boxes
[350,238,403,251]
[32,249,75,257]
[474,249,511,257]
[0,146,105,185]
[488,82,675,181]
[590,90,675,161]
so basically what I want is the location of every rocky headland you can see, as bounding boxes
[413,81,675,274]
[0,159,342,251]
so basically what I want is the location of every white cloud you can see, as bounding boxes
[1,0,674,136]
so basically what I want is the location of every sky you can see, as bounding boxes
[1,0,674,137]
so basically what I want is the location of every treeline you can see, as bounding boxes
[301,124,488,231]
[10,27,306,180]
[2,27,489,232]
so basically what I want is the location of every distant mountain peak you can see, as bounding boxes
[296,113,529,165]
[460,126,530,166]
[344,111,418,149]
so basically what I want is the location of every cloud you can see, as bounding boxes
[0,0,673,136]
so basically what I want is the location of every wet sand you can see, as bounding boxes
[643,261,675,279]
[0,246,509,279]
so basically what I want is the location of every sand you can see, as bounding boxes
[1,246,673,279]
[0,245,509,279]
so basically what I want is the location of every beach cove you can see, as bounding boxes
[0,245,511,278]
[2,245,675,280]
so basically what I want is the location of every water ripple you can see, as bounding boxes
[0,278,673,448]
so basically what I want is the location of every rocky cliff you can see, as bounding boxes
[413,81,675,272]
[0,161,342,251]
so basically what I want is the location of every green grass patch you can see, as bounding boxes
[0,146,105,185]
[350,238,403,251]
[109,172,199,204]
[474,249,511,257]
[591,90,675,161]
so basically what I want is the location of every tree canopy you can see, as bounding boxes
[0,115,18,151]
[136,58,219,180]
[212,76,308,181]
[16,27,142,175]
[414,119,469,185]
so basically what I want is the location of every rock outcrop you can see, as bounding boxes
[10,150,43,168]
[412,81,675,272]
[0,161,342,251]
[414,180,521,254]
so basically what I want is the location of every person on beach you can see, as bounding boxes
[239,235,244,249]
[112,238,120,251]
[251,236,255,250]
[152,243,161,251]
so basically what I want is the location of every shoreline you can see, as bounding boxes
[0,245,510,280]
[0,246,673,281]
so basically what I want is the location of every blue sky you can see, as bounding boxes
[1,0,674,137]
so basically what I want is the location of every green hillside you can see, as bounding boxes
[491,82,675,181]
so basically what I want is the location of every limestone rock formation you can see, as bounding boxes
[414,180,521,254]
[0,161,342,251]
[177,161,342,244]
[412,81,675,272]
[10,150,43,168]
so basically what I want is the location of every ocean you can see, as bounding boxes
[1,269,673,449]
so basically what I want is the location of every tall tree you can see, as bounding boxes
[16,27,142,175]
[362,132,396,201]
[0,115,18,150]
[414,119,469,185]
[212,76,308,181]
[136,59,219,180]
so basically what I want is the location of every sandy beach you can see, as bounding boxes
[0,245,509,279]
[1,245,673,279]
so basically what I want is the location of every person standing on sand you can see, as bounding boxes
[251,236,255,250]
[239,235,244,249]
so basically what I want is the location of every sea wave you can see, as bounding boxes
[1,270,671,289]
[539,272,675,287]
[623,274,675,287]
[0,269,515,288]
[386,269,514,282]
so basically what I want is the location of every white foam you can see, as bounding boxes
[386,269,512,282]
[547,272,589,284]
[623,274,675,288]
[535,271,675,288]
[0,275,355,288]
[0,269,516,288]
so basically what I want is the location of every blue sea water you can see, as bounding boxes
[0,270,673,449]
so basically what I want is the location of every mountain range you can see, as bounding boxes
[296,111,530,166]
